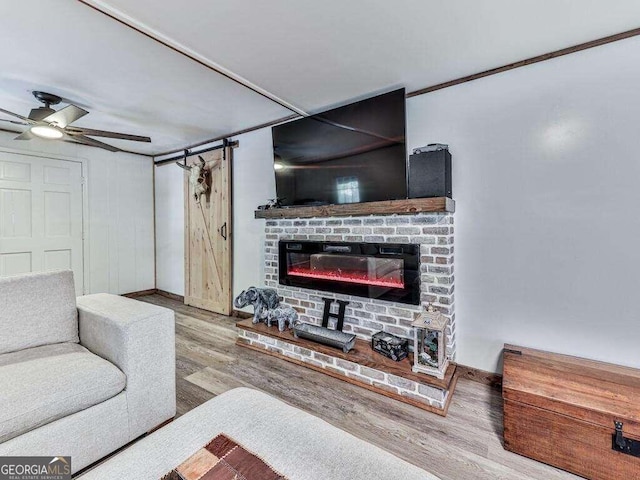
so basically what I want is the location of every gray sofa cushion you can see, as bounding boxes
[0,270,79,354]
[0,393,130,475]
[0,343,126,443]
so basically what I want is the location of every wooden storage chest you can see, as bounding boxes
[502,344,640,480]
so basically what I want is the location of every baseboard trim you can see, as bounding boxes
[156,289,185,302]
[232,310,252,319]
[121,289,185,303]
[122,288,157,298]
[454,363,502,389]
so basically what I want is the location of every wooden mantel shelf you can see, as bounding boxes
[254,197,454,219]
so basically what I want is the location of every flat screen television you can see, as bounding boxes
[272,88,407,206]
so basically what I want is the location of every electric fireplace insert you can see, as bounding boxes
[279,240,420,305]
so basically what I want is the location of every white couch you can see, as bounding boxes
[0,270,176,474]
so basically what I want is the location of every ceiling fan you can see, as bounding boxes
[0,91,151,152]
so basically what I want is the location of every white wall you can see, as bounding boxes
[407,36,640,372]
[231,129,276,310]
[155,36,640,373]
[0,131,155,295]
[155,162,185,295]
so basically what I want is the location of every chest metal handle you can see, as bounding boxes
[614,421,627,450]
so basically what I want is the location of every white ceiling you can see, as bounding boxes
[0,1,292,155]
[2,1,640,155]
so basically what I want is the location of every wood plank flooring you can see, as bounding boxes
[140,294,580,480]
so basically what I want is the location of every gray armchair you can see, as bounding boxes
[0,271,176,474]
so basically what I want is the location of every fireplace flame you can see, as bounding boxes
[288,267,404,288]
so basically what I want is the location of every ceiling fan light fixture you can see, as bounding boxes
[28,106,56,122]
[3,91,150,152]
[30,125,63,140]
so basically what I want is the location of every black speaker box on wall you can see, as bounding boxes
[408,150,452,199]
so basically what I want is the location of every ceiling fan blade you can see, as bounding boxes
[65,126,151,143]
[14,130,35,141]
[0,118,29,126]
[42,105,88,128]
[69,133,120,152]
[0,108,36,124]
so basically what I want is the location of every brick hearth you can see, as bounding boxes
[236,319,458,414]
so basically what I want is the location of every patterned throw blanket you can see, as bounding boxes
[161,434,288,480]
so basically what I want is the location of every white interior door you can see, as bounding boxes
[0,151,84,293]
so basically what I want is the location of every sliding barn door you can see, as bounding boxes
[0,151,84,292]
[184,148,232,314]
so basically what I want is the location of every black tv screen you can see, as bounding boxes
[272,89,407,206]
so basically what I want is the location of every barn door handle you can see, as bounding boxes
[220,222,227,240]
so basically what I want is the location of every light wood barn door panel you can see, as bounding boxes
[184,148,232,314]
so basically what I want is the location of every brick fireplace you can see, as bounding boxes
[262,212,455,360]
[236,202,457,413]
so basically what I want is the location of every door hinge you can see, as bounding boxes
[613,421,640,457]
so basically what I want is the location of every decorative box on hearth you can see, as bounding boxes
[371,331,409,361]
[411,305,449,379]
